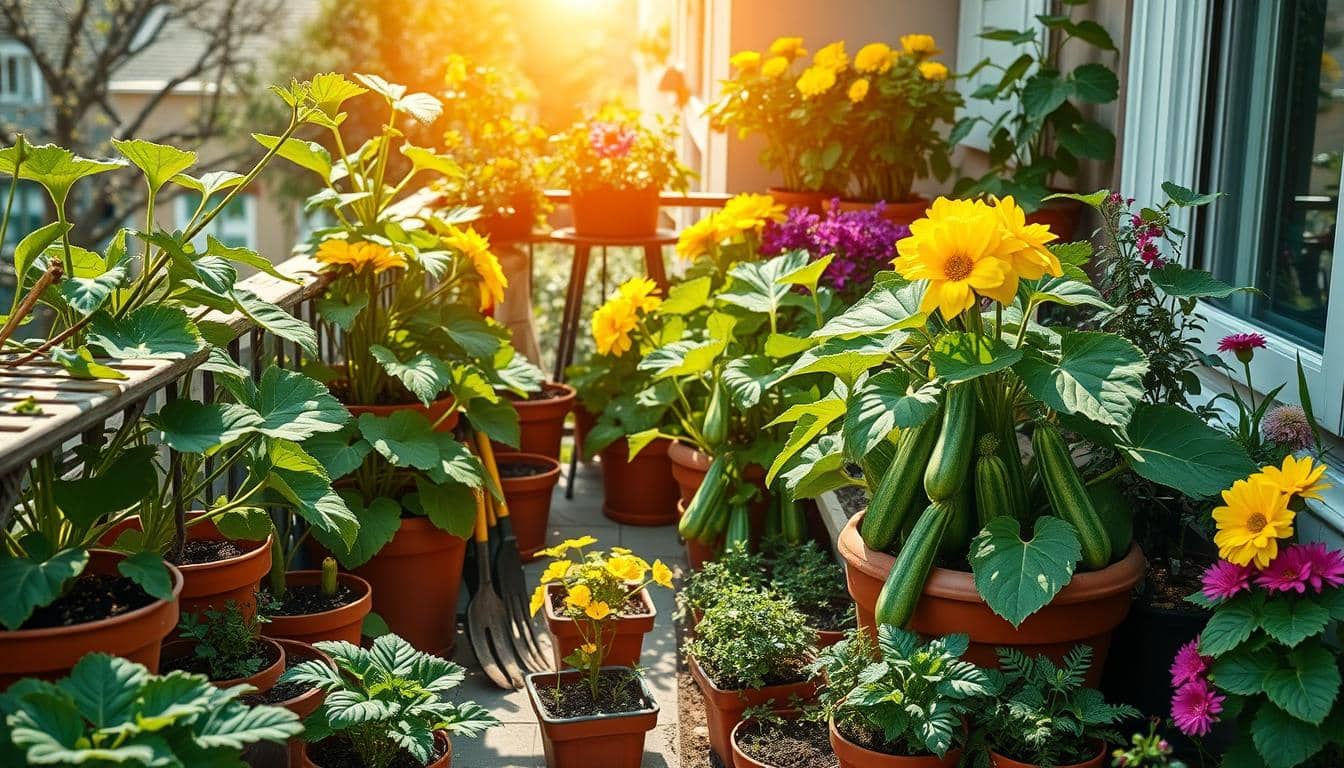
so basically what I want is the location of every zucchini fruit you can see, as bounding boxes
[873,500,953,628]
[678,454,731,542]
[725,503,751,550]
[1087,478,1133,563]
[860,412,941,552]
[973,433,1019,527]
[860,436,898,486]
[780,496,808,545]
[702,379,729,450]
[938,486,974,558]
[1032,422,1112,570]
[924,383,976,502]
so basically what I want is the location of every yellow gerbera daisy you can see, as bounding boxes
[564,584,592,610]
[584,601,612,620]
[444,226,507,311]
[769,36,807,61]
[796,65,837,97]
[919,61,949,81]
[854,43,894,74]
[677,214,721,261]
[893,197,1018,318]
[761,56,790,79]
[994,196,1062,280]
[719,193,786,235]
[1213,475,1296,568]
[848,78,870,103]
[730,50,761,71]
[901,34,941,56]
[1258,455,1331,501]
[592,295,639,356]
[652,560,673,588]
[315,239,407,274]
[617,276,662,313]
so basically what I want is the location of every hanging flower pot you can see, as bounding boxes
[263,570,373,646]
[829,719,962,768]
[543,585,655,668]
[497,382,576,461]
[526,667,660,768]
[497,452,562,560]
[570,187,661,238]
[598,435,679,526]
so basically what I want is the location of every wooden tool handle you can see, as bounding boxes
[474,431,512,520]
[473,488,489,544]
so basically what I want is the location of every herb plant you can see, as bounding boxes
[767,539,851,631]
[1110,722,1187,768]
[177,600,270,682]
[281,634,497,768]
[678,544,766,619]
[686,588,816,691]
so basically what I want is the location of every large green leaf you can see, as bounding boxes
[191,694,302,748]
[357,410,442,470]
[206,236,297,283]
[639,338,727,380]
[8,221,69,316]
[149,400,262,453]
[1251,703,1326,768]
[0,143,124,208]
[1261,643,1340,724]
[781,334,898,386]
[171,170,245,200]
[440,305,509,360]
[243,367,348,440]
[230,288,319,356]
[1199,594,1262,656]
[779,433,850,499]
[969,516,1081,627]
[1149,263,1246,299]
[1117,403,1256,497]
[1015,330,1147,426]
[812,281,925,339]
[659,276,711,315]
[1259,596,1331,648]
[50,346,127,381]
[263,439,358,548]
[112,139,196,194]
[88,306,205,360]
[411,476,475,538]
[765,397,847,484]
[424,434,484,488]
[316,294,369,332]
[57,263,128,317]
[115,551,175,602]
[369,346,451,407]
[313,494,402,569]
[1210,648,1275,695]
[52,446,158,529]
[1161,181,1221,208]
[0,548,89,630]
[59,634,149,728]
[716,248,807,317]
[302,426,372,480]
[253,133,332,182]
[1021,73,1070,121]
[1069,62,1119,103]
[722,355,783,409]
[843,370,939,458]
[931,332,1023,382]
[401,145,461,178]
[1023,275,1112,310]
[463,394,519,448]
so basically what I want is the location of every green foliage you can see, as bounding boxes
[678,545,766,618]
[176,601,270,682]
[686,588,817,691]
[554,105,692,194]
[281,635,496,768]
[767,540,851,630]
[969,517,1081,627]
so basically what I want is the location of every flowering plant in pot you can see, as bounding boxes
[282,634,497,768]
[686,586,818,764]
[761,201,911,301]
[1167,458,1343,767]
[811,625,993,767]
[554,105,693,237]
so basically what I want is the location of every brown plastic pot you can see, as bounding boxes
[497,452,562,560]
[301,730,453,768]
[677,499,723,573]
[599,435,679,526]
[0,550,183,688]
[1025,197,1082,242]
[345,395,459,433]
[690,656,817,766]
[264,570,372,646]
[990,741,1106,768]
[767,186,830,214]
[829,196,930,227]
[830,719,961,768]
[162,636,286,692]
[544,585,655,668]
[570,187,660,238]
[837,513,1144,685]
[497,382,575,460]
[526,667,659,768]
[349,516,467,655]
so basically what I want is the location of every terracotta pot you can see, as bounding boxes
[732,713,823,768]
[476,202,537,243]
[570,187,660,238]
[0,550,183,688]
[497,452,562,560]
[829,196,930,227]
[301,730,453,768]
[668,440,712,504]
[690,656,817,766]
[678,499,722,572]
[345,395,459,433]
[599,436,679,526]
[269,639,334,768]
[574,407,597,461]
[544,585,655,668]
[526,667,659,768]
[350,517,467,655]
[990,742,1106,768]
[264,570,372,646]
[838,513,1143,685]
[496,382,575,460]
[816,628,846,648]
[162,636,286,692]
[1025,198,1083,242]
[830,719,961,768]
[767,186,831,214]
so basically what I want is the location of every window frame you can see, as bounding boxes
[954,0,1049,152]
[174,191,257,252]
[0,42,42,105]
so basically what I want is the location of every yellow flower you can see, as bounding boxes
[848,78,870,103]
[537,535,597,559]
[761,56,790,79]
[796,65,837,97]
[993,196,1062,280]
[919,61,949,81]
[444,226,507,311]
[854,43,894,73]
[1258,455,1331,501]
[581,642,598,654]
[529,585,546,616]
[769,37,807,61]
[315,239,407,274]
[730,50,761,71]
[719,193,786,235]
[813,41,849,72]
[607,555,647,582]
[565,535,597,550]
[1213,475,1296,568]
[901,34,941,56]
[676,214,721,261]
[444,54,468,87]
[592,295,639,356]
[618,276,662,313]
[540,560,571,584]
[564,584,592,610]
[652,560,673,588]
[893,197,1020,318]
[584,601,612,620]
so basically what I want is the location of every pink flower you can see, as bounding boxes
[1254,545,1313,593]
[587,121,636,159]
[1262,405,1315,451]
[1217,332,1267,354]
[1296,542,1344,591]
[1169,638,1209,687]
[1201,560,1253,602]
[1171,679,1224,737]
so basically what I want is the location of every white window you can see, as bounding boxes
[175,191,256,251]
[954,0,1048,152]
[0,44,40,104]
[2,181,48,253]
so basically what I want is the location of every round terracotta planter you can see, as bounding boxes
[830,719,961,768]
[162,636,286,692]
[767,186,831,214]
[570,187,660,238]
[0,549,183,689]
[301,730,453,768]
[677,499,723,573]
[574,407,597,461]
[837,513,1144,685]
[668,440,712,504]
[349,516,467,656]
[731,713,827,768]
[345,395,459,433]
[690,656,818,766]
[497,382,575,460]
[829,196,930,227]
[526,667,659,768]
[598,435,679,526]
[816,628,846,648]
[543,585,655,668]
[1025,198,1083,242]
[264,570,372,646]
[990,741,1106,768]
[497,452,562,560]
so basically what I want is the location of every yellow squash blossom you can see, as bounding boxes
[894,197,1019,318]
[315,239,407,274]
[592,296,639,356]
[901,34,941,56]
[539,560,571,584]
[769,36,807,60]
[529,585,546,616]
[761,56,790,79]
[618,276,662,313]
[676,214,720,261]
[581,642,598,655]
[994,196,1062,280]
[1258,455,1331,501]
[848,78,870,103]
[719,193,786,235]
[564,535,597,550]
[813,41,849,72]
[564,584,593,610]
[652,560,673,588]
[730,50,761,71]
[854,42,894,73]
[796,65,837,97]
[585,601,612,620]
[607,555,647,582]
[1213,475,1296,568]
[919,61,949,81]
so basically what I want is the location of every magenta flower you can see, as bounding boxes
[1296,542,1344,591]
[1254,546,1313,593]
[1171,679,1224,737]
[1217,332,1267,354]
[1169,638,1209,687]
[1201,560,1253,602]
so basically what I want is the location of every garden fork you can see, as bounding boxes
[465,488,526,690]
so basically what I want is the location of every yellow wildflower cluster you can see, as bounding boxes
[674,192,786,262]
[1213,455,1330,568]
[591,277,662,356]
[314,239,407,274]
[893,196,1062,319]
[443,225,507,312]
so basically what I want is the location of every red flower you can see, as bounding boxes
[1217,332,1267,354]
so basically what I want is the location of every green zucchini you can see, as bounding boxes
[938,485,974,558]
[725,503,751,550]
[860,412,941,552]
[678,454,730,541]
[702,378,729,450]
[924,383,976,502]
[974,433,1019,527]
[1087,479,1133,563]
[780,496,808,545]
[873,500,953,628]
[860,436,898,486]
[1032,422,1112,570]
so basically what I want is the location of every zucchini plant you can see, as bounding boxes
[770,192,1255,628]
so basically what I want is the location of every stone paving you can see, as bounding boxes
[450,460,684,768]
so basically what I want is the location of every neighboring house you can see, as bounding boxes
[664,0,1344,544]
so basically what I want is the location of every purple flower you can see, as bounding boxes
[1292,543,1344,591]
[761,202,909,296]
[1171,679,1224,737]
[1170,638,1209,687]
[1201,560,1253,602]
[588,121,636,158]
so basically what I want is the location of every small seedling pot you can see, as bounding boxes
[161,635,286,692]
[496,452,562,560]
[525,666,659,768]
[690,656,817,766]
[265,570,373,646]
